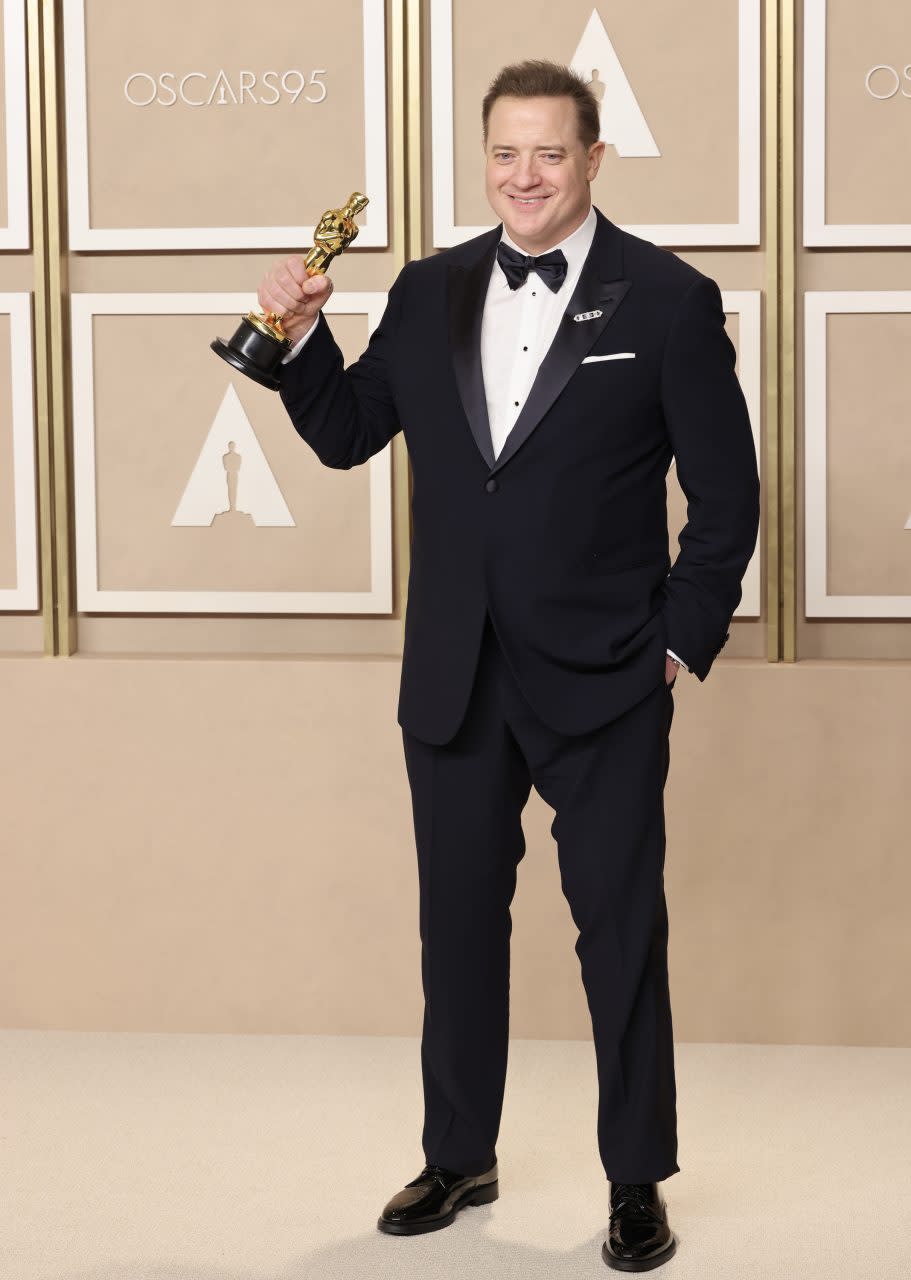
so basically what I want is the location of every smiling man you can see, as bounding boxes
[259,60,760,1273]
[486,91,597,243]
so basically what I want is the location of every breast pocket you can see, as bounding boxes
[581,352,636,363]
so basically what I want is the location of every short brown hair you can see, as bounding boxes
[481,60,601,151]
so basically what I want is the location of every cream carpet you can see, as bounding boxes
[2,1032,909,1279]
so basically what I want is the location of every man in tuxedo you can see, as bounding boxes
[259,60,759,1271]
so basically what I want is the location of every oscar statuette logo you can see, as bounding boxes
[210,191,369,390]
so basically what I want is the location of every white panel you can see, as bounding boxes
[804,291,911,616]
[70,292,393,613]
[431,0,761,247]
[62,0,388,249]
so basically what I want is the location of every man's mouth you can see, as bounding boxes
[507,194,551,206]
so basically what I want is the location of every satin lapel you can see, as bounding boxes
[448,228,501,470]
[490,211,630,476]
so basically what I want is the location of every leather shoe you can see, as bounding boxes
[377,1159,499,1234]
[602,1181,677,1271]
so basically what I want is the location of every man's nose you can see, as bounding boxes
[512,160,541,189]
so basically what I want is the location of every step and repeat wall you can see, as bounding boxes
[0,0,907,664]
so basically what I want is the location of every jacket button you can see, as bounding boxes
[485,478,498,493]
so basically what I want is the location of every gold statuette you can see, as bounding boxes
[210,192,369,390]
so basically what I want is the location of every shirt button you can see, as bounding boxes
[514,400,519,406]
[485,478,498,493]
[522,346,528,351]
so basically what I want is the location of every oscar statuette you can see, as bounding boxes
[210,191,369,391]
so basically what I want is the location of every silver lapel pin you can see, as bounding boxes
[573,309,603,322]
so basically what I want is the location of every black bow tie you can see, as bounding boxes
[496,241,568,293]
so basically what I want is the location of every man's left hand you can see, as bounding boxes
[665,655,679,685]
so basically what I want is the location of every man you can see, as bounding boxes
[259,60,759,1272]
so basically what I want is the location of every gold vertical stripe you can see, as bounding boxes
[405,0,423,264]
[26,0,55,654]
[41,0,74,654]
[390,0,412,631]
[779,0,797,662]
[398,0,424,631]
[390,0,407,269]
[763,0,781,661]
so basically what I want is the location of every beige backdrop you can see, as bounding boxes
[1,655,907,1045]
[0,2,909,1046]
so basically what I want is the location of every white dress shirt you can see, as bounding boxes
[481,203,596,460]
[281,205,689,674]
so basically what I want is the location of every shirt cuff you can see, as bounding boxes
[666,648,690,672]
[281,322,318,363]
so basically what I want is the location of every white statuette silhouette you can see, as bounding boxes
[172,383,295,527]
[570,9,660,156]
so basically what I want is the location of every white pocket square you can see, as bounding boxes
[581,352,636,363]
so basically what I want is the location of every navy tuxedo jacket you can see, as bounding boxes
[278,206,760,745]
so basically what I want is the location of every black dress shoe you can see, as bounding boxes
[602,1181,678,1271]
[377,1159,499,1235]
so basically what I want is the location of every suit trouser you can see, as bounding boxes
[400,610,680,1184]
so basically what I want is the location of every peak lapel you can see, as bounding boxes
[448,228,501,470]
[490,211,630,475]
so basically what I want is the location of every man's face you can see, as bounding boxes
[484,95,605,254]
